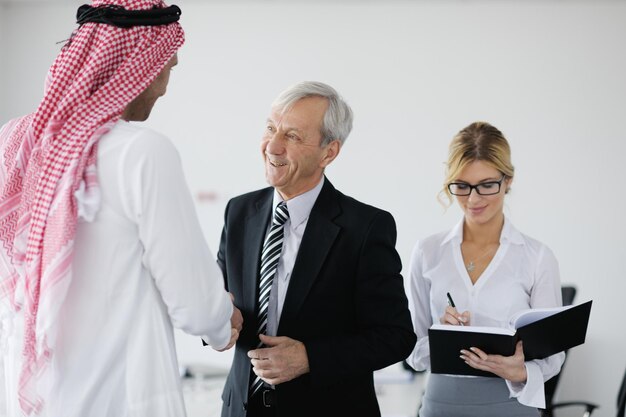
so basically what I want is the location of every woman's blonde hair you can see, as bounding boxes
[439,121,515,207]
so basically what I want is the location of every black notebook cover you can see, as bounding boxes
[428,300,592,377]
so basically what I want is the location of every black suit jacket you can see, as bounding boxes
[218,178,416,417]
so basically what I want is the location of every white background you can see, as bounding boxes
[1,1,625,416]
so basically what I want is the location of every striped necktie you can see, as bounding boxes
[250,201,289,398]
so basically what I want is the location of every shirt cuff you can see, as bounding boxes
[201,302,233,351]
[505,361,546,408]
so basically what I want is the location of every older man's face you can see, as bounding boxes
[260,96,339,200]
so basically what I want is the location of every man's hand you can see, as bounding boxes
[460,340,528,382]
[247,335,309,385]
[215,293,243,352]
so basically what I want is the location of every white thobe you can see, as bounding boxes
[3,121,232,417]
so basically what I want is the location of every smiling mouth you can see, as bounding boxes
[269,160,287,167]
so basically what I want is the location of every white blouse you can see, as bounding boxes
[4,122,233,417]
[406,217,565,409]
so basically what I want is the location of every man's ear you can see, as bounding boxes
[320,140,341,168]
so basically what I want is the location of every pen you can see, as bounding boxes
[446,292,464,326]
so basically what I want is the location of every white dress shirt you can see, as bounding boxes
[406,216,565,408]
[2,121,233,417]
[266,177,324,337]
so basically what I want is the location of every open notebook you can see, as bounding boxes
[428,300,592,377]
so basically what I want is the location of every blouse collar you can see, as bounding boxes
[441,215,525,246]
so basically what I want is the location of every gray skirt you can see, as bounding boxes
[418,374,540,417]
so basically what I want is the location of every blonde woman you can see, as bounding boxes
[406,122,565,416]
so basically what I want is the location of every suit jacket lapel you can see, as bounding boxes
[242,190,273,312]
[279,179,341,333]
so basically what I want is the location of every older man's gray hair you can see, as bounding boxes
[272,81,354,146]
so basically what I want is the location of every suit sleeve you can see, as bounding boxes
[217,199,231,291]
[305,211,417,384]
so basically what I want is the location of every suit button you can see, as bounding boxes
[243,401,248,411]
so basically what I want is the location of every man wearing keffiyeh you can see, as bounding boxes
[0,1,242,416]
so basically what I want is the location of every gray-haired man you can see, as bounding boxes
[216,81,416,417]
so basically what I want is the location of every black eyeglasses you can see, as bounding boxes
[448,175,506,196]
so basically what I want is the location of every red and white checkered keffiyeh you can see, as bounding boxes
[0,1,184,414]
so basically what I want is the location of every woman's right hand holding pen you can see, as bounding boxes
[441,292,470,326]
[440,305,471,326]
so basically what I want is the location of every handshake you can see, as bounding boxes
[215,293,244,352]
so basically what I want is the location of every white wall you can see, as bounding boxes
[1,1,625,415]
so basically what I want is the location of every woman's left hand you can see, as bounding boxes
[460,340,527,383]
